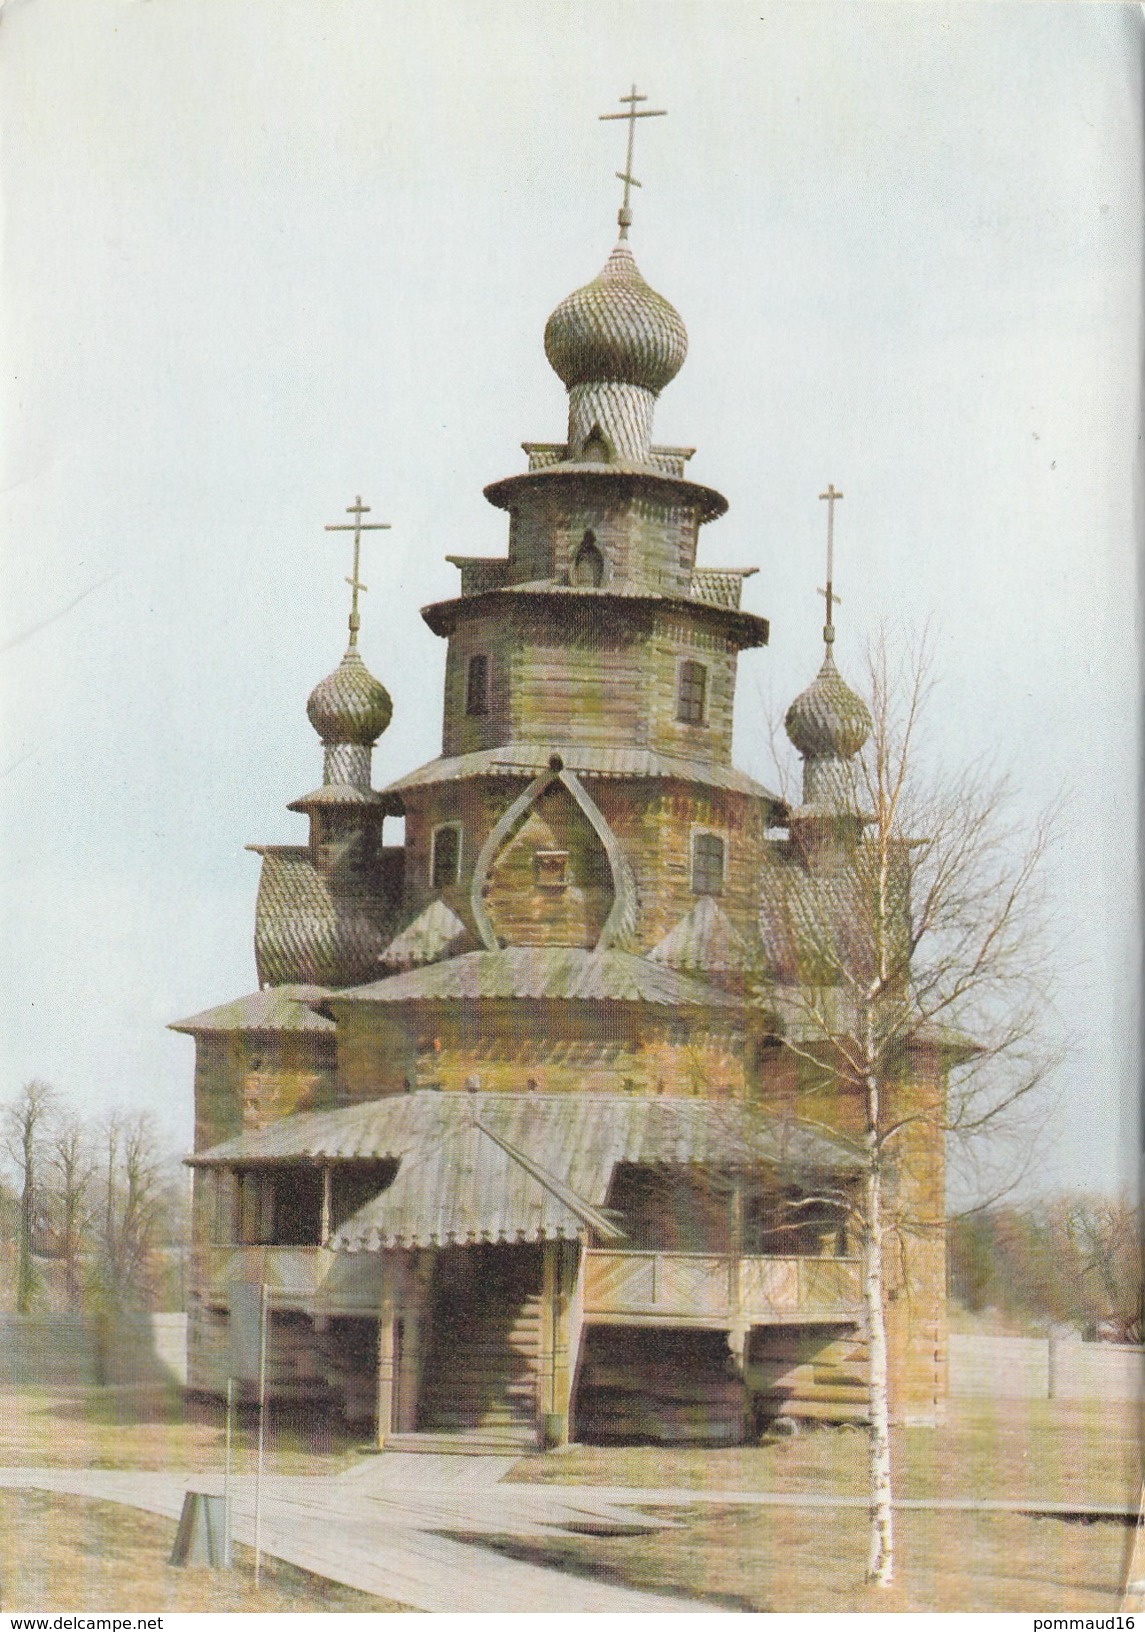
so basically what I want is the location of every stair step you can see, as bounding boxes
[385,1430,537,1455]
[422,1384,537,1402]
[421,1414,534,1426]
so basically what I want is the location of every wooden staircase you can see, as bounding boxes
[411,1245,543,1451]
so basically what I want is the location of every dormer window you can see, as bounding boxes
[691,831,725,896]
[677,659,708,725]
[431,823,462,889]
[572,532,605,588]
[582,424,610,463]
[465,653,489,716]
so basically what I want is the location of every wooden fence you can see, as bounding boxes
[0,1313,188,1387]
[949,1331,1141,1401]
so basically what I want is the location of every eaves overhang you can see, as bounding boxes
[420,585,769,649]
[483,463,729,524]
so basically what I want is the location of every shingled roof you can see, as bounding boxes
[379,897,468,972]
[650,895,752,977]
[188,1090,859,1249]
[328,946,742,1008]
[380,745,779,805]
[251,845,396,987]
[170,986,335,1036]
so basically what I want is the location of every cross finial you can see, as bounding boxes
[324,495,390,648]
[599,83,667,240]
[817,483,844,648]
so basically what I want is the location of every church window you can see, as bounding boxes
[533,849,569,891]
[691,831,725,896]
[465,653,489,716]
[572,532,605,587]
[431,823,462,889]
[677,659,708,724]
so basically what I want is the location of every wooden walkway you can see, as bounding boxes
[0,1462,699,1614]
[2,1459,1135,1612]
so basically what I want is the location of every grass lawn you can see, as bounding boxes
[500,1399,1141,1611]
[0,1381,361,1476]
[452,1503,1131,1613]
[0,1490,411,1613]
[0,1382,1138,1612]
[510,1399,1141,1510]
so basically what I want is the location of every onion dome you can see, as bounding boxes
[544,244,687,396]
[306,647,392,747]
[785,651,871,762]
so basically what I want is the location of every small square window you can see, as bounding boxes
[677,660,707,725]
[692,832,725,896]
[431,824,461,889]
[533,849,569,891]
[466,654,489,716]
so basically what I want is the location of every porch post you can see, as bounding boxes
[375,1263,396,1449]
[396,1249,431,1433]
[544,1233,577,1455]
[539,1239,557,1444]
[319,1165,331,1245]
[729,1176,744,1318]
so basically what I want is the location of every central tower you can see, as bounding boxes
[383,93,775,965]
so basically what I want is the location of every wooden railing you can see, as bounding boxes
[199,1244,382,1314]
[582,1250,861,1325]
[198,1245,861,1326]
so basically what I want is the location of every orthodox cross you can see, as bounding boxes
[599,84,667,240]
[324,495,390,648]
[818,483,843,647]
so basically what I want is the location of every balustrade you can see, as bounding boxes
[582,1249,861,1323]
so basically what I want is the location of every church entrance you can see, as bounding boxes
[416,1243,544,1445]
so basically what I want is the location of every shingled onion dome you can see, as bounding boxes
[306,647,393,791]
[544,243,687,465]
[785,650,872,810]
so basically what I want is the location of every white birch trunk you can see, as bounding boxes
[863,999,895,1585]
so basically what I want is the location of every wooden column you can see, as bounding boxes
[540,1239,580,1450]
[727,1178,748,1436]
[319,1165,331,1245]
[375,1266,396,1449]
[232,1171,243,1245]
[395,1250,430,1433]
[539,1240,557,1444]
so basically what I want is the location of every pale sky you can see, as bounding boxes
[1,1,1139,1195]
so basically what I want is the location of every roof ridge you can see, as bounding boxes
[474,1119,625,1241]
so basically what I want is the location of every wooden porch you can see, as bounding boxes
[582,1248,862,1327]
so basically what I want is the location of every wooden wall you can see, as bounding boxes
[336,999,748,1101]
[506,484,701,595]
[399,775,771,962]
[745,1323,869,1424]
[439,601,743,766]
[481,785,612,949]
[192,1032,337,1152]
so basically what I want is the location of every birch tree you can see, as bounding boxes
[756,632,1058,1585]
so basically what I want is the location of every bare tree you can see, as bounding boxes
[953,1193,1141,1341]
[2,1080,56,1313]
[1063,1194,1141,1341]
[755,632,1058,1585]
[92,1110,177,1312]
[47,1111,95,1311]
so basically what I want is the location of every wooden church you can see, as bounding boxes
[174,105,949,1449]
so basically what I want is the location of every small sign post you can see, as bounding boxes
[254,1282,269,1591]
[222,1376,235,1569]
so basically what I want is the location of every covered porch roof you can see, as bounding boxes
[188,1091,860,1250]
